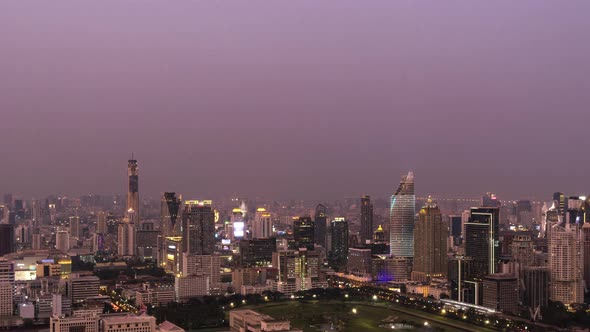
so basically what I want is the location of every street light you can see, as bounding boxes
[372,295,378,301]
[352,308,358,314]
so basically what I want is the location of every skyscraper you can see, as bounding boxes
[161,192,182,237]
[329,217,348,268]
[182,200,215,255]
[0,224,15,256]
[314,204,327,248]
[548,221,584,306]
[252,208,273,239]
[389,171,415,257]
[118,222,135,257]
[360,195,374,245]
[412,197,448,282]
[293,216,314,250]
[126,157,139,219]
[97,211,107,234]
[464,207,500,278]
[583,223,590,290]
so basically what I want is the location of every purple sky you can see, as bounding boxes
[1,1,589,201]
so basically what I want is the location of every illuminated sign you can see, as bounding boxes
[168,245,176,250]
[221,239,231,245]
[233,221,245,238]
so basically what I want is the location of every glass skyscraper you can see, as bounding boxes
[389,171,415,257]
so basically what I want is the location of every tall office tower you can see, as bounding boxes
[523,266,549,321]
[293,216,314,250]
[252,208,273,239]
[553,192,567,219]
[0,224,15,256]
[389,171,415,257]
[97,211,107,234]
[329,217,349,268]
[481,192,501,207]
[548,221,584,306]
[314,204,327,247]
[360,195,374,245]
[465,207,500,278]
[449,215,462,246]
[14,199,24,220]
[55,230,70,253]
[118,222,136,257]
[69,216,81,239]
[230,208,245,241]
[183,200,215,255]
[583,223,590,290]
[516,200,533,226]
[239,238,277,267]
[182,253,222,294]
[448,255,472,302]
[161,192,182,237]
[412,198,448,282]
[482,274,519,314]
[126,157,139,219]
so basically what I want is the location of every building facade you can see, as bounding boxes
[389,172,415,257]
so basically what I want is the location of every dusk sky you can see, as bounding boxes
[1,1,589,201]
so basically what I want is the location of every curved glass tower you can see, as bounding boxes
[390,171,415,257]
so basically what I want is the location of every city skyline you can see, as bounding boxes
[1,1,590,200]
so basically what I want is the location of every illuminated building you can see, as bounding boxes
[481,192,500,208]
[126,157,139,220]
[389,171,415,257]
[548,221,584,306]
[239,238,276,267]
[329,217,348,269]
[182,200,215,255]
[412,197,448,282]
[373,224,386,243]
[252,208,272,239]
[161,192,182,237]
[371,255,411,282]
[465,207,499,278]
[360,195,374,245]
[231,207,245,241]
[164,237,183,275]
[272,249,327,294]
[293,216,314,250]
[314,204,327,248]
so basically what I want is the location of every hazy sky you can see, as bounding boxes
[1,1,589,201]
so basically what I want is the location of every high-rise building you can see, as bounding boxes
[97,211,107,234]
[548,221,584,306]
[412,198,448,282]
[69,216,81,239]
[523,266,549,320]
[182,200,215,255]
[272,249,327,294]
[389,171,415,257]
[118,222,136,257]
[182,253,221,294]
[239,238,276,267]
[553,192,567,219]
[175,274,210,301]
[329,217,348,268]
[482,274,518,314]
[252,208,273,239]
[55,230,70,253]
[0,224,14,256]
[314,204,327,248]
[0,282,13,317]
[347,248,372,277]
[293,216,314,250]
[360,195,374,245]
[481,192,501,208]
[126,157,139,219]
[583,223,590,290]
[161,192,182,237]
[464,207,500,278]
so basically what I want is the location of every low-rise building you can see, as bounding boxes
[229,309,302,332]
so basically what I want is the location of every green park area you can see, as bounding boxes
[249,301,494,332]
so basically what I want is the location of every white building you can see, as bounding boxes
[101,313,156,332]
[175,275,209,302]
[252,208,273,239]
[229,309,301,332]
[118,222,136,257]
[56,230,70,253]
[50,312,99,332]
[548,221,584,306]
[182,254,221,294]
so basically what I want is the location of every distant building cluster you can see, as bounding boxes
[0,157,588,330]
